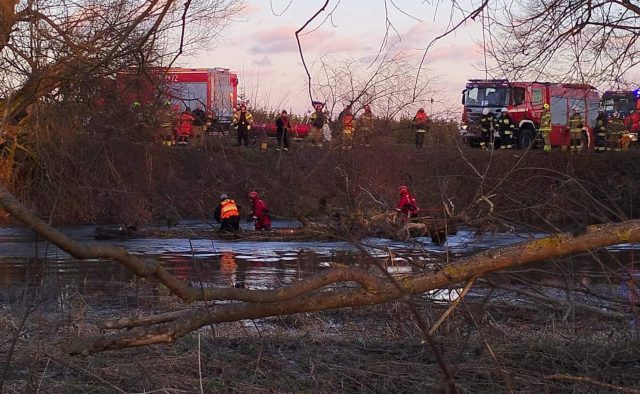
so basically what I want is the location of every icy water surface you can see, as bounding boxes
[1,220,638,302]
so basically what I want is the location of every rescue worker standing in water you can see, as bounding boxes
[248,191,272,231]
[214,193,241,233]
[396,185,419,222]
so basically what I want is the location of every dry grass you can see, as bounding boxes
[2,280,640,393]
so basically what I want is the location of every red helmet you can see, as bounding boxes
[248,191,259,199]
[399,185,409,194]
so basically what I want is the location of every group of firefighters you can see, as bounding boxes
[147,98,437,151]
[478,104,633,152]
[214,185,420,233]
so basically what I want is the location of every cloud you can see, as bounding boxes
[252,55,273,66]
[249,26,300,53]
[248,26,364,55]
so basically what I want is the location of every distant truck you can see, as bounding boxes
[117,67,239,126]
[601,90,640,134]
[252,122,310,139]
[162,68,238,126]
[459,79,600,148]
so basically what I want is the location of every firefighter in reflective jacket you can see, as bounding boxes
[594,109,608,152]
[479,108,496,150]
[232,104,254,147]
[214,193,241,233]
[497,108,516,149]
[607,111,626,151]
[568,107,584,152]
[396,185,419,223]
[248,191,271,231]
[540,103,552,151]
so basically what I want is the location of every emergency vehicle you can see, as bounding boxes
[460,79,600,148]
[118,67,238,125]
[601,90,640,135]
[162,68,238,125]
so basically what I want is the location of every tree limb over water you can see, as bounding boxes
[1,182,639,354]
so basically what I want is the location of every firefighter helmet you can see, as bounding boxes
[501,107,508,113]
[220,193,229,201]
[399,185,409,194]
[543,103,550,109]
[248,191,259,199]
[482,108,490,115]
[572,106,580,112]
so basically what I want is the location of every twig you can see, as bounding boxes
[429,278,476,336]
[197,332,204,394]
[545,374,640,393]
[44,353,126,393]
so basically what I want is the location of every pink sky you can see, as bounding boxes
[185,1,486,118]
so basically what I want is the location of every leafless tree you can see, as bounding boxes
[478,0,640,84]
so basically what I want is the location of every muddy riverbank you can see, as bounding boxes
[5,136,640,231]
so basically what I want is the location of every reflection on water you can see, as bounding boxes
[1,221,639,304]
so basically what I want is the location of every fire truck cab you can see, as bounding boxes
[460,79,600,149]
[601,90,640,135]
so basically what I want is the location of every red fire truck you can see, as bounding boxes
[459,79,600,148]
[162,68,238,124]
[118,67,238,124]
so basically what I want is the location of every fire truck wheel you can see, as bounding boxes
[518,128,535,149]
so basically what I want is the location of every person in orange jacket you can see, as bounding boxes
[248,191,271,231]
[176,107,195,145]
[396,185,419,222]
[214,193,241,232]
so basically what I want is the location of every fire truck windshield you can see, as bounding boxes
[464,86,509,107]
[602,93,636,116]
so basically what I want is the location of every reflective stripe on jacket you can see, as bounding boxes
[220,199,239,219]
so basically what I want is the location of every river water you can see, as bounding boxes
[1,220,639,309]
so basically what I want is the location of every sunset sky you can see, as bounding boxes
[184,1,486,117]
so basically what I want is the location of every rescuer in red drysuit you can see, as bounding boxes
[396,185,419,222]
[248,191,272,231]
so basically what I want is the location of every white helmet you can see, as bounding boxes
[501,107,508,113]
[572,106,580,112]
[482,108,490,115]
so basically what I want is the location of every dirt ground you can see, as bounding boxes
[2,283,640,393]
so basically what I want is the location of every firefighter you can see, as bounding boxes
[275,110,291,151]
[340,105,355,148]
[497,107,516,149]
[157,101,176,146]
[214,193,241,233]
[309,101,327,146]
[191,104,206,148]
[607,111,626,151]
[479,108,496,150]
[396,185,419,223]
[176,107,195,146]
[248,191,271,231]
[232,103,254,147]
[568,107,584,152]
[540,103,552,151]
[593,108,608,152]
[412,108,430,148]
[358,104,374,147]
